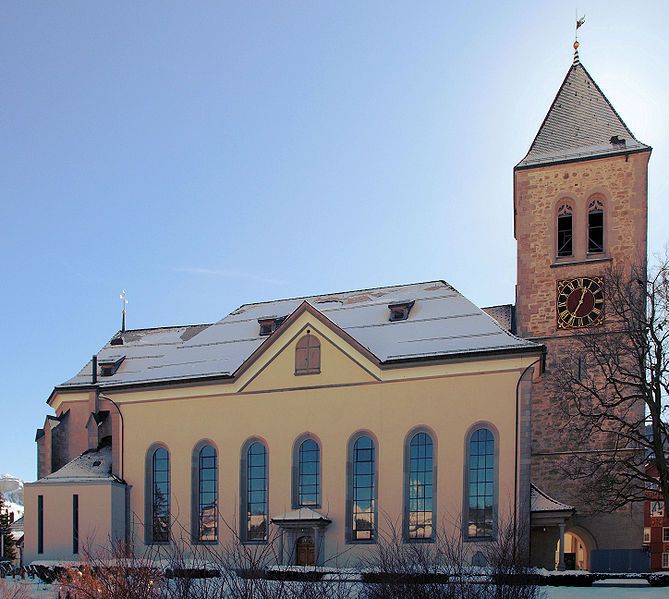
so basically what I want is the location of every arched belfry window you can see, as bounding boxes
[146,445,170,543]
[465,427,496,539]
[295,333,320,375]
[192,442,218,543]
[557,204,573,257]
[588,198,604,253]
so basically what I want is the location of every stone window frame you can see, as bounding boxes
[291,433,322,509]
[239,436,270,545]
[462,422,500,542]
[144,442,171,545]
[191,439,219,544]
[586,194,607,255]
[345,430,379,544]
[403,426,438,543]
[663,552,669,569]
[295,332,321,375]
[663,527,669,543]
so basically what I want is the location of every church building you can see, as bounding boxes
[24,44,653,572]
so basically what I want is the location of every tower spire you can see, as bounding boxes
[119,290,128,332]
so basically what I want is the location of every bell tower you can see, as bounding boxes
[514,44,651,568]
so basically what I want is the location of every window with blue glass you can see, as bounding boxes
[467,428,495,538]
[246,442,268,542]
[197,444,218,542]
[298,438,320,507]
[151,447,170,542]
[407,432,434,540]
[351,435,376,541]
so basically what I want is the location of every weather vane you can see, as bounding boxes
[120,290,128,332]
[574,12,585,49]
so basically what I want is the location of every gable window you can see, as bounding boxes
[405,431,435,541]
[295,333,321,375]
[588,199,604,253]
[465,427,496,539]
[556,204,573,257]
[193,443,218,543]
[294,437,321,507]
[348,434,377,542]
[150,447,170,543]
[388,300,415,322]
[242,440,268,543]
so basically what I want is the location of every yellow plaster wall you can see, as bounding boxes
[24,481,126,564]
[114,321,535,564]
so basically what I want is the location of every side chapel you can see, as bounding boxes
[24,43,652,572]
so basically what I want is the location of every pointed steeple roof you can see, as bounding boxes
[516,54,650,169]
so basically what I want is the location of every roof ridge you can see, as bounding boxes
[233,280,450,311]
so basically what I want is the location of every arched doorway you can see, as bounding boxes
[296,535,315,566]
[555,529,591,570]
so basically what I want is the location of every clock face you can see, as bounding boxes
[556,277,604,329]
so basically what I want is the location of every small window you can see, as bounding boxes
[663,552,669,569]
[643,527,651,544]
[295,334,321,375]
[37,495,44,554]
[72,494,79,554]
[663,528,669,543]
[556,204,573,257]
[588,199,604,253]
[258,316,286,336]
[388,301,415,322]
[651,501,665,517]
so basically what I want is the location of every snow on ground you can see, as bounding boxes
[546,584,668,598]
[1,576,666,598]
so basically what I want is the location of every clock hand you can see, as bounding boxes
[573,288,587,315]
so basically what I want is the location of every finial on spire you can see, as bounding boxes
[119,290,128,332]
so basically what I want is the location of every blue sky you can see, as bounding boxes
[2,2,668,481]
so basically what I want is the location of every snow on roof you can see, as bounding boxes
[531,484,574,513]
[56,281,540,391]
[271,507,332,523]
[37,446,117,484]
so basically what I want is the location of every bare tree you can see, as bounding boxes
[548,253,669,511]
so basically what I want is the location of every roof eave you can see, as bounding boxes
[381,343,546,367]
[514,145,651,171]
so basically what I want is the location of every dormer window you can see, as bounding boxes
[258,315,287,336]
[388,300,415,322]
[98,355,125,377]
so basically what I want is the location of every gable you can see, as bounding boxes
[239,311,380,393]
